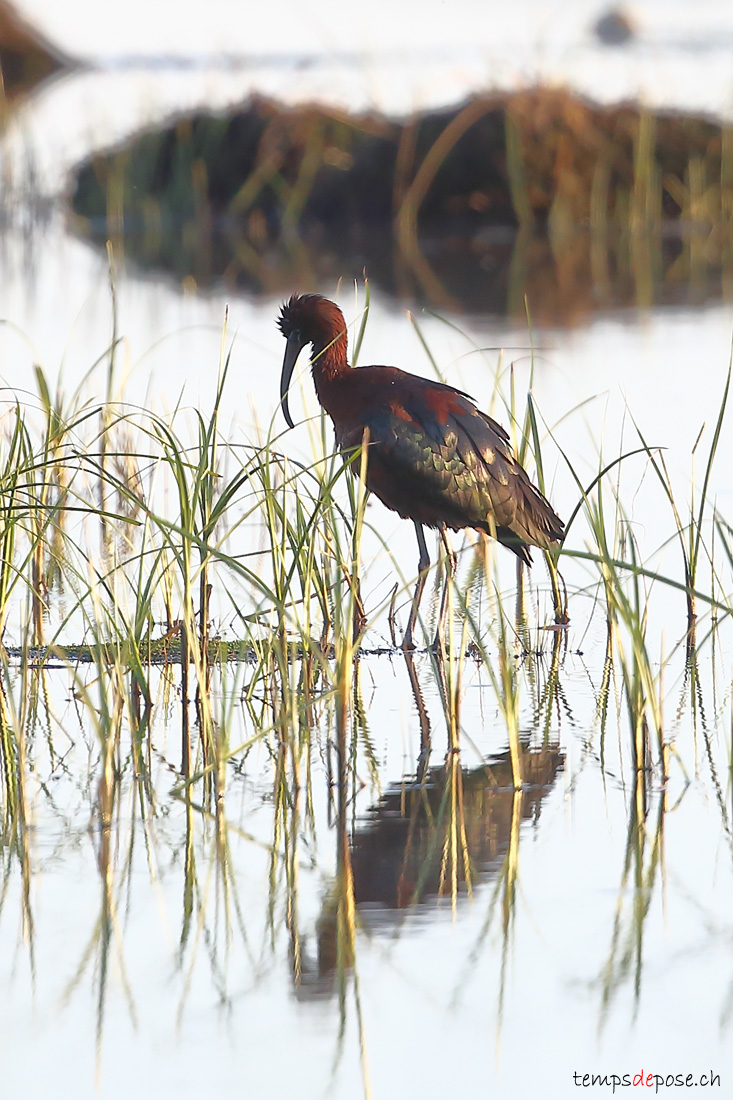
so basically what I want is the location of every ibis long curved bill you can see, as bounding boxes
[279,329,306,430]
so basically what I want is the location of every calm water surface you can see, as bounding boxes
[1,645,730,1099]
[1,13,733,1099]
[1,220,731,1099]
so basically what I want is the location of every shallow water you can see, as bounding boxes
[1,12,733,1100]
[1,213,732,1099]
[2,643,731,1099]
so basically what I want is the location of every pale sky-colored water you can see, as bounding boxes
[5,0,733,203]
[12,0,733,114]
[1,5,732,1098]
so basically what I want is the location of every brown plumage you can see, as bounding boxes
[278,293,564,644]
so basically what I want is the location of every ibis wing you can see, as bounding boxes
[344,385,563,555]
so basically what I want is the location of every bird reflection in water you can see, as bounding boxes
[287,648,565,1001]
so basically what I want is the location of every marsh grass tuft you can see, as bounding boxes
[0,297,731,861]
[2,296,733,1093]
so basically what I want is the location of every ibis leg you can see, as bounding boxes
[402,648,432,776]
[402,522,431,650]
[433,526,457,651]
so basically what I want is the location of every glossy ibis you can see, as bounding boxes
[278,293,564,647]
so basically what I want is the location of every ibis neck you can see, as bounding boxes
[310,333,349,404]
